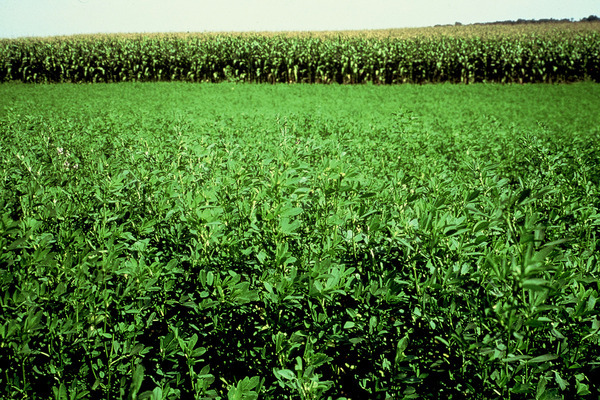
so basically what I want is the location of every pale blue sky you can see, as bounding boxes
[0,0,598,38]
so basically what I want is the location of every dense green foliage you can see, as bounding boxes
[1,25,600,84]
[1,82,600,399]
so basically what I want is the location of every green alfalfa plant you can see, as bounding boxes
[226,376,263,400]
[475,185,579,399]
[273,334,333,400]
[2,79,600,398]
[172,328,217,398]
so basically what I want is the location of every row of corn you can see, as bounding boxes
[1,31,599,84]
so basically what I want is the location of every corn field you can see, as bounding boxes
[1,23,599,84]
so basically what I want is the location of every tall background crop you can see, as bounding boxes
[1,22,599,84]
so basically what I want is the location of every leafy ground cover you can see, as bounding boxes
[0,82,599,399]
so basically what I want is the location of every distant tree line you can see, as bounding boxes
[581,15,600,22]
[437,15,599,27]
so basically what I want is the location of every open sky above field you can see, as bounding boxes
[0,0,598,38]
